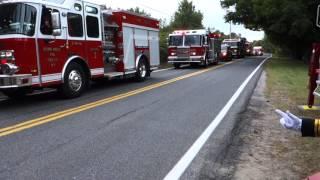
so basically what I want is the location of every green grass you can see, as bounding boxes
[265,56,318,117]
[266,56,320,178]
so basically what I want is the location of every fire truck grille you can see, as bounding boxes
[177,48,190,58]
[0,77,16,86]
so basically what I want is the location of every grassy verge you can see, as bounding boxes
[265,56,320,178]
[265,56,318,118]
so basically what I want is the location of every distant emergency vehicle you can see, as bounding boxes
[222,38,246,58]
[167,29,221,68]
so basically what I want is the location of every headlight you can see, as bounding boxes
[170,52,176,56]
[191,52,197,56]
[222,52,227,56]
[0,52,5,58]
[5,51,13,57]
[0,50,14,59]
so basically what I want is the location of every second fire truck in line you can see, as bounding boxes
[167,29,221,68]
[222,38,246,58]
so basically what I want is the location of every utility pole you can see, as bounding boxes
[229,21,232,39]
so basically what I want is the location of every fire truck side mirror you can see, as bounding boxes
[204,36,208,45]
[51,12,62,36]
[317,5,320,28]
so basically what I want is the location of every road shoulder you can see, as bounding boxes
[181,58,265,179]
[206,71,320,179]
[211,71,299,179]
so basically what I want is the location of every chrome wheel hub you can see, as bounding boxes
[68,70,82,92]
[139,64,146,78]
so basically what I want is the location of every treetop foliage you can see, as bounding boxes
[170,0,204,29]
[127,7,151,17]
[221,0,320,59]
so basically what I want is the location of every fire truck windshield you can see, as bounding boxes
[223,42,239,47]
[169,35,183,46]
[184,35,201,46]
[0,3,37,36]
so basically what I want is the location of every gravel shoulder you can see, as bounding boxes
[215,71,320,179]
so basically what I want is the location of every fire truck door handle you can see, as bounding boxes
[60,44,66,48]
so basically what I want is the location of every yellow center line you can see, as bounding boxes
[0,61,235,137]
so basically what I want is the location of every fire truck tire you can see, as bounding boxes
[135,59,148,82]
[174,63,181,69]
[213,56,219,65]
[1,87,32,98]
[59,62,87,98]
[212,60,218,65]
[203,58,208,68]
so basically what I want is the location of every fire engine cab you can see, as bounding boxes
[167,29,221,69]
[222,39,246,58]
[0,0,160,98]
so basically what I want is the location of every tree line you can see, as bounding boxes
[221,0,320,60]
[129,0,279,62]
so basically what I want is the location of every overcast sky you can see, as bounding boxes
[95,0,264,41]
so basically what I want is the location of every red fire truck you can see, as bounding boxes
[222,39,246,58]
[0,0,160,98]
[245,42,253,56]
[167,29,221,68]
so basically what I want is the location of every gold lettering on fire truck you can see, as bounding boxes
[90,48,99,59]
[43,47,61,52]
[43,47,61,68]
[71,42,83,46]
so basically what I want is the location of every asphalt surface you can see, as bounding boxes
[0,56,267,180]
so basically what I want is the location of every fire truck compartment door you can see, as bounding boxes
[209,39,216,60]
[123,27,135,70]
[149,31,160,66]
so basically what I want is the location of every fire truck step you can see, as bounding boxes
[104,72,125,80]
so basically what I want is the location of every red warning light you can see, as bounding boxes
[1,59,7,64]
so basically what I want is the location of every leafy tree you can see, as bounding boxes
[127,7,151,17]
[221,0,320,59]
[170,0,204,29]
[260,35,278,53]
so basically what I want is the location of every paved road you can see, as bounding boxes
[0,56,267,180]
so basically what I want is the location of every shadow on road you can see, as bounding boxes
[0,78,140,109]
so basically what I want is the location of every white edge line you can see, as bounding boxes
[163,55,272,180]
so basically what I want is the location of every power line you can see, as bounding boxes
[133,0,172,16]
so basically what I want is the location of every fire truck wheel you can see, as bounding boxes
[174,63,181,69]
[59,62,87,98]
[135,59,148,82]
[1,87,32,98]
[203,58,208,68]
[212,56,219,65]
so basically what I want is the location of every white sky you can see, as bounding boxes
[96,0,264,41]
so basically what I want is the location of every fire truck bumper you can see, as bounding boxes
[231,52,239,56]
[0,74,32,89]
[168,56,204,63]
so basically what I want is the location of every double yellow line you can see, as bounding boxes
[0,62,234,138]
